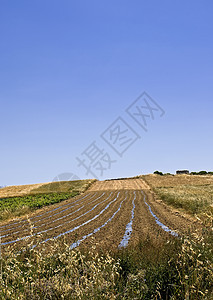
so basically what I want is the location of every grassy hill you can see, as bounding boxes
[0,179,96,221]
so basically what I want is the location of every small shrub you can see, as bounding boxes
[198,171,208,175]
[154,171,164,176]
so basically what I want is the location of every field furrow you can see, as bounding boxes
[0,178,201,252]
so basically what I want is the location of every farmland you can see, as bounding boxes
[0,176,212,299]
[0,178,193,251]
[0,179,95,221]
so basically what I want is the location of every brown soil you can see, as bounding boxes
[0,179,201,252]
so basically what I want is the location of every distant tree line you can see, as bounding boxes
[154,171,213,176]
[190,171,213,175]
[154,171,170,176]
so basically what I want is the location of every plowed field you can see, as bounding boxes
[0,179,198,252]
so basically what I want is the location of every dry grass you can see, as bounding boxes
[155,185,213,225]
[0,228,212,299]
[0,241,120,299]
[0,180,96,199]
[156,185,213,211]
[142,175,213,225]
[0,183,50,199]
[142,174,213,188]
[88,178,150,191]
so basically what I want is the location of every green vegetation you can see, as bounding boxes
[0,230,212,299]
[153,171,164,176]
[191,171,213,175]
[152,171,213,176]
[0,192,78,221]
[0,180,95,221]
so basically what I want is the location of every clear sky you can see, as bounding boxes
[0,0,212,186]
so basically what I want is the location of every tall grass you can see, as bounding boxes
[154,185,213,226]
[0,228,212,299]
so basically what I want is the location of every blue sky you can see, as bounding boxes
[0,0,212,186]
